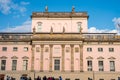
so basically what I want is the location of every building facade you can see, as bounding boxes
[0,8,120,80]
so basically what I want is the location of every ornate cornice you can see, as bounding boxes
[31,12,88,18]
[32,33,84,41]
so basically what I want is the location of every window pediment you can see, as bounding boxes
[86,56,93,59]
[0,56,7,59]
[11,56,18,59]
[97,56,104,59]
[22,56,29,59]
[108,56,116,59]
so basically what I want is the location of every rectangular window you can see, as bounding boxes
[87,48,92,52]
[13,47,18,51]
[75,47,79,53]
[98,48,103,52]
[109,48,114,52]
[87,60,92,71]
[98,61,104,71]
[54,59,60,70]
[110,61,115,71]
[1,60,6,70]
[2,47,7,51]
[23,60,28,70]
[24,47,28,52]
[12,60,17,70]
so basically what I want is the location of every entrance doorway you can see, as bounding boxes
[0,74,5,80]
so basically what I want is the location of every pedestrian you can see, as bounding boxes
[36,76,41,80]
[59,76,62,80]
[28,77,32,80]
[43,76,47,80]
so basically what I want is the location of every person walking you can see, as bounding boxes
[59,76,62,80]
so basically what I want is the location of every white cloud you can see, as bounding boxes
[88,27,117,33]
[0,20,31,32]
[112,17,120,34]
[0,0,29,14]
[20,1,30,5]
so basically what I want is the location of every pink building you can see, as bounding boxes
[0,7,120,80]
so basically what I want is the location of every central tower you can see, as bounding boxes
[31,7,88,33]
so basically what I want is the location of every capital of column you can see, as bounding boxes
[40,44,44,48]
[49,44,53,48]
[79,44,83,47]
[61,44,65,48]
[70,44,74,48]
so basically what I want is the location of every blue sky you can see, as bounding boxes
[0,0,120,32]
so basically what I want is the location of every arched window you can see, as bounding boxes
[37,22,42,32]
[77,22,82,32]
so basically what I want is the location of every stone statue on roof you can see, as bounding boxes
[50,27,53,34]
[45,6,48,12]
[80,26,83,34]
[63,27,65,34]
[72,6,75,13]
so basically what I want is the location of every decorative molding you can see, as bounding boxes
[11,56,18,59]
[108,56,116,60]
[86,56,93,59]
[22,56,29,59]
[97,56,104,59]
[0,56,7,59]
[31,12,88,18]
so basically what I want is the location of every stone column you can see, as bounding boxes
[61,44,65,72]
[70,44,74,72]
[79,44,83,72]
[31,44,35,71]
[40,44,44,72]
[49,44,53,72]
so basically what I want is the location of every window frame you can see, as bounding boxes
[98,48,103,52]
[98,61,104,71]
[87,47,92,52]
[109,48,114,52]
[110,61,115,71]
[2,47,7,51]
[12,60,17,70]
[24,47,28,52]
[87,60,92,71]
[23,60,28,70]
[13,47,18,51]
[54,59,60,71]
[1,60,6,70]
